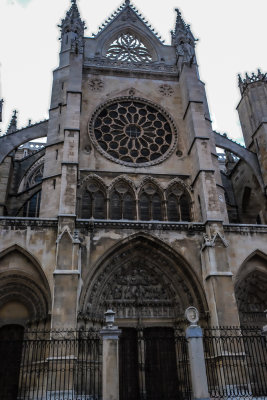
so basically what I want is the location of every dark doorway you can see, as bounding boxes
[119,327,185,400]
[119,328,140,400]
[144,327,181,400]
[0,325,25,400]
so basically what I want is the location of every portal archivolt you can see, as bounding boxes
[79,235,207,325]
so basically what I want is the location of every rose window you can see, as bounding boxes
[89,99,177,167]
[106,33,152,63]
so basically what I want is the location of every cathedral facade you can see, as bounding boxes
[0,0,266,340]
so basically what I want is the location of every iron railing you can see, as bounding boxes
[203,327,267,399]
[0,329,102,400]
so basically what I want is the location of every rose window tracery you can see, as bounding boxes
[106,33,152,63]
[89,99,177,167]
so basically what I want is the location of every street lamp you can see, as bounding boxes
[104,309,116,329]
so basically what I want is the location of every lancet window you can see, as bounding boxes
[106,33,153,63]
[110,182,135,220]
[139,183,163,221]
[17,191,42,218]
[167,184,191,222]
[81,181,106,219]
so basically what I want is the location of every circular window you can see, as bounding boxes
[89,98,178,167]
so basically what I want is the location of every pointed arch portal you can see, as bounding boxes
[235,251,267,326]
[80,235,207,325]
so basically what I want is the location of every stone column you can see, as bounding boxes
[263,309,267,336]
[185,307,210,400]
[100,311,121,400]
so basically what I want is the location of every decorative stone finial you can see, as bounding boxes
[172,8,197,65]
[58,0,85,39]
[125,0,130,5]
[6,110,18,134]
[58,0,86,54]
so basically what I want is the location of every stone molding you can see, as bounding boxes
[84,58,177,76]
[0,217,267,234]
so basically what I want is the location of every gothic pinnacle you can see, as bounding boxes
[6,110,18,134]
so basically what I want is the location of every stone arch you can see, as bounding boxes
[213,131,264,190]
[0,120,48,163]
[108,176,136,197]
[79,233,208,326]
[235,250,267,326]
[0,245,51,326]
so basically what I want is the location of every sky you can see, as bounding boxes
[0,0,267,144]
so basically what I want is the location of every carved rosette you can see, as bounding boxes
[159,84,174,97]
[88,78,104,92]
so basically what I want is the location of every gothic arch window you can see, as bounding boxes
[105,32,153,63]
[17,191,42,218]
[110,182,135,220]
[167,184,191,222]
[81,180,106,219]
[25,164,44,189]
[139,182,163,221]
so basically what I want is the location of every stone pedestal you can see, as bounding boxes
[186,324,210,400]
[100,327,121,400]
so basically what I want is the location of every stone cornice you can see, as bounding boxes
[76,219,205,232]
[0,217,58,228]
[0,217,267,234]
[223,224,267,234]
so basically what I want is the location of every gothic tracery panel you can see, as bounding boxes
[106,33,153,63]
[89,98,178,167]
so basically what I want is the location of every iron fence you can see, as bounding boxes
[0,329,102,400]
[203,327,267,399]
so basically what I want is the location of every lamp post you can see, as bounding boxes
[104,309,116,329]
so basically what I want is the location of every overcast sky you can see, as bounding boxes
[0,0,267,144]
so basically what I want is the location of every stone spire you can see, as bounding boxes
[172,8,196,64]
[59,0,85,38]
[58,0,85,53]
[6,110,18,134]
